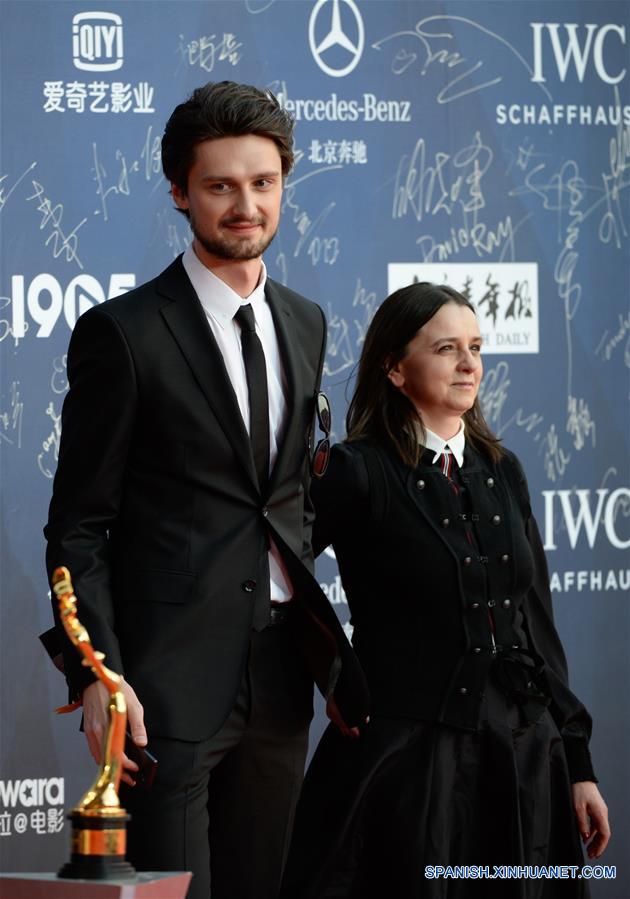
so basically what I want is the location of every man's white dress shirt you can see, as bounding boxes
[183,245,293,601]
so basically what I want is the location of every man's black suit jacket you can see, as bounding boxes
[44,257,369,739]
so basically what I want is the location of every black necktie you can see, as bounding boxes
[235,304,270,494]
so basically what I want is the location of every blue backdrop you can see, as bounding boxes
[1,2,628,894]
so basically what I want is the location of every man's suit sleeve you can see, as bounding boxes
[300,303,327,574]
[44,305,137,699]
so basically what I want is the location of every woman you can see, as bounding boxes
[281,283,609,899]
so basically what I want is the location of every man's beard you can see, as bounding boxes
[190,213,277,261]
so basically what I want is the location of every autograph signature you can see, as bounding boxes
[0,381,24,448]
[0,162,37,214]
[372,15,553,104]
[26,180,86,269]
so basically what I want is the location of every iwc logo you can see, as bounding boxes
[309,0,364,78]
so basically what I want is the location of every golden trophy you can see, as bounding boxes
[52,566,136,881]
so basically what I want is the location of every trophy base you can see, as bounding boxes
[2,872,192,898]
[58,811,136,881]
[58,856,137,881]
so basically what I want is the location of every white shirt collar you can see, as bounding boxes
[182,245,267,328]
[422,420,466,468]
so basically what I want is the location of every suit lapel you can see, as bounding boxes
[156,258,259,492]
[265,278,304,491]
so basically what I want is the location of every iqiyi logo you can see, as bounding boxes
[72,12,124,72]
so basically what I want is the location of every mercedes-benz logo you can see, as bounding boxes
[309,0,364,78]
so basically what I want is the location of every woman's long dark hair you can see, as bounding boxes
[346,282,503,467]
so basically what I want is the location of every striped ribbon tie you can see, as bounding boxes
[438,450,453,479]
[438,450,461,497]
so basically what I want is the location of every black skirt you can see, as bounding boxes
[280,680,588,899]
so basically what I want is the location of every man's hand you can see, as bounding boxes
[82,677,147,787]
[572,781,611,859]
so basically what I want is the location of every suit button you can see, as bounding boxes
[463,556,472,566]
[441,517,450,528]
[262,507,269,518]
[459,687,468,695]
[501,553,510,563]
[486,477,495,487]
[416,479,425,490]
[472,646,482,654]
[492,514,501,525]
[502,598,511,609]
[242,579,256,593]
[470,602,480,610]
[488,599,496,608]
[512,643,520,650]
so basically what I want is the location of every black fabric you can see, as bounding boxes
[235,303,270,496]
[359,441,388,523]
[309,441,594,781]
[281,680,589,899]
[44,257,370,740]
[282,439,597,897]
[124,624,313,899]
[43,256,371,899]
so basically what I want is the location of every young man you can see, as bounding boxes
[45,81,368,899]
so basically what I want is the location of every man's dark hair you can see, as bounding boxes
[161,81,295,197]
[346,282,504,466]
